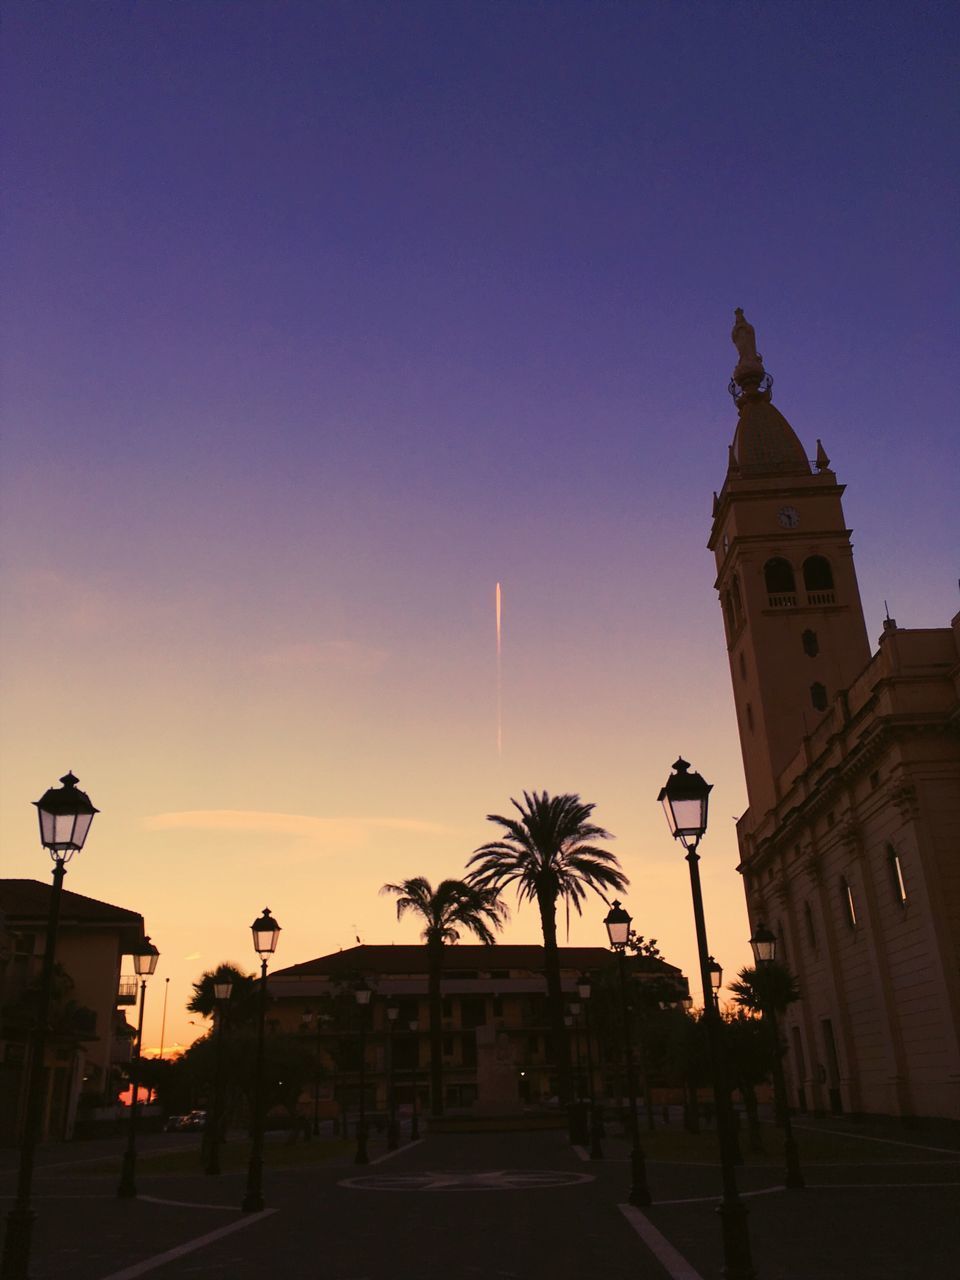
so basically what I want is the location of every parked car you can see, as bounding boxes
[163,1114,186,1132]
[180,1109,207,1131]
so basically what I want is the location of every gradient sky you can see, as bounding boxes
[2,1,957,1057]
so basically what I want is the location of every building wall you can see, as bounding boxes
[737,624,960,1120]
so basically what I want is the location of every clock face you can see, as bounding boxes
[778,506,800,529]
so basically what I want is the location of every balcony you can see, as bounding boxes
[117,978,137,1006]
[807,590,836,606]
[767,593,797,609]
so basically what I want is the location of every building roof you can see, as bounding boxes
[730,396,811,478]
[0,879,144,937]
[272,943,683,980]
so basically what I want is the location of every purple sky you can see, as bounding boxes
[2,1,957,1053]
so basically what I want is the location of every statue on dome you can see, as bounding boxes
[731,308,760,363]
[731,308,765,384]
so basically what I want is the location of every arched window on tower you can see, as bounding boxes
[803,556,835,604]
[764,558,797,608]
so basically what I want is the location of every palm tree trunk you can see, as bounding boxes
[536,890,572,1107]
[428,939,444,1117]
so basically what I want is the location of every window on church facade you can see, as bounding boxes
[840,877,858,929]
[764,557,796,606]
[888,846,908,906]
[803,901,817,949]
[802,629,819,657]
[803,556,835,603]
[811,682,828,711]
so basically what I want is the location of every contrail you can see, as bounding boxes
[495,582,503,756]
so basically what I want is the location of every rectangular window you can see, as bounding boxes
[888,847,908,905]
[492,996,504,1017]
[803,901,817,949]
[841,877,857,928]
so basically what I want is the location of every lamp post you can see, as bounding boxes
[577,974,604,1159]
[1,774,99,1280]
[659,758,756,1280]
[750,922,804,1190]
[408,1018,420,1140]
[603,901,652,1207]
[708,956,723,1010]
[354,979,371,1164]
[205,973,233,1175]
[241,908,280,1214]
[117,937,160,1197]
[386,1002,399,1150]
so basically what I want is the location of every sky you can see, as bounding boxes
[2,1,957,1058]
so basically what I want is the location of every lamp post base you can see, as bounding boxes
[354,1119,369,1165]
[116,1151,137,1199]
[240,1154,264,1214]
[628,1146,652,1207]
[716,1200,757,1280]
[784,1136,805,1189]
[589,1105,604,1160]
[1,1207,36,1280]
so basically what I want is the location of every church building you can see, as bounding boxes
[709,312,960,1120]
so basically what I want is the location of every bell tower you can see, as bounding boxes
[708,312,870,819]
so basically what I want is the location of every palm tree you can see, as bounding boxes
[467,790,627,1108]
[380,877,506,1117]
[730,962,801,1127]
[187,963,257,1031]
[729,962,800,1017]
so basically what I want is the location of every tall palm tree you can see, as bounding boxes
[729,962,801,1017]
[467,791,627,1108]
[380,877,506,1117]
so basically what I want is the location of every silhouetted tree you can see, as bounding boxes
[380,877,505,1116]
[468,791,626,1107]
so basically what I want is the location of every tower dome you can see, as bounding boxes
[727,309,810,477]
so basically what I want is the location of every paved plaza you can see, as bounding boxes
[1,1118,958,1279]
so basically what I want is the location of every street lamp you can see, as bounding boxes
[1,772,98,1280]
[708,956,723,1009]
[576,975,604,1159]
[659,758,756,1279]
[408,1018,421,1140]
[603,901,652,1206]
[354,978,372,1164]
[749,921,804,1190]
[205,972,234,1175]
[241,908,280,1214]
[386,1002,400,1150]
[117,936,161,1197]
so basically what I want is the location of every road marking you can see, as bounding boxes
[652,1185,784,1206]
[792,1123,960,1157]
[370,1139,424,1165]
[339,1169,594,1191]
[98,1209,276,1279]
[619,1204,705,1280]
[139,1195,236,1210]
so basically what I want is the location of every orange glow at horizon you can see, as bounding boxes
[495,581,503,757]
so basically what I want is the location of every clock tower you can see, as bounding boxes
[708,312,870,819]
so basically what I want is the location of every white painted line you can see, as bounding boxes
[792,1123,960,1157]
[652,1185,784,1206]
[370,1139,423,1165]
[98,1208,276,1279]
[619,1204,705,1280]
[139,1195,236,1210]
[810,1181,960,1190]
[572,1145,589,1162]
